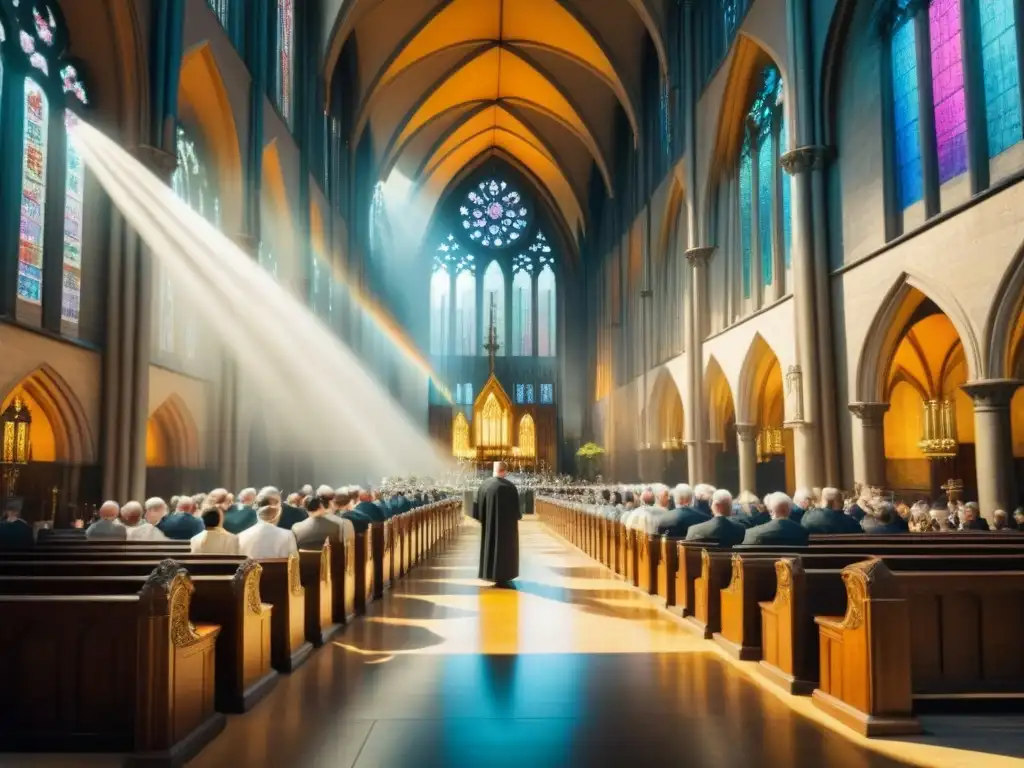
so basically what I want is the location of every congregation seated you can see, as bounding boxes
[120,500,166,542]
[352,490,386,525]
[800,488,862,534]
[326,488,356,541]
[86,500,127,541]
[742,493,809,546]
[859,501,906,534]
[159,495,204,540]
[191,504,242,555]
[790,488,813,524]
[624,488,660,533]
[732,492,770,529]
[239,504,298,559]
[223,487,258,534]
[961,502,991,531]
[693,484,714,517]
[0,498,33,552]
[686,489,745,546]
[657,484,710,537]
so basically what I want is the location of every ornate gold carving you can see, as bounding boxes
[725,555,743,594]
[700,549,711,580]
[840,558,896,630]
[346,539,355,576]
[320,540,331,582]
[244,563,264,615]
[169,574,201,648]
[774,558,800,607]
[287,553,303,596]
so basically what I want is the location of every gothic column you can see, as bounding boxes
[685,245,715,482]
[848,402,889,490]
[735,423,758,495]
[962,380,1021,518]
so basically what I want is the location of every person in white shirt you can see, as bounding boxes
[122,500,168,542]
[627,488,661,534]
[238,505,298,559]
[191,506,241,555]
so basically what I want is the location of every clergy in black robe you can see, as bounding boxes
[478,462,521,585]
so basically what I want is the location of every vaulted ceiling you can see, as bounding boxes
[322,0,669,246]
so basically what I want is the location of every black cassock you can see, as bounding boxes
[477,476,521,583]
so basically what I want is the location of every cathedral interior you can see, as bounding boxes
[1,0,1024,764]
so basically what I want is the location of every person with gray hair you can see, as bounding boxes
[685,489,745,546]
[861,501,906,534]
[743,492,809,545]
[224,486,259,534]
[238,504,298,559]
[86,501,126,541]
[799,487,861,534]
[693,484,716,517]
[626,487,661,534]
[122,500,168,542]
[960,501,991,531]
[656,483,711,537]
[791,488,813,524]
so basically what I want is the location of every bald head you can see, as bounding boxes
[207,488,230,508]
[144,497,167,525]
[98,501,120,521]
[493,462,507,478]
[237,488,257,506]
[120,501,143,526]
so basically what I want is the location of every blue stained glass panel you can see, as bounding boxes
[780,120,792,268]
[929,0,968,182]
[525,384,535,404]
[892,20,923,207]
[980,0,1022,157]
[540,383,553,404]
[758,136,773,286]
[515,384,525,405]
[739,145,753,298]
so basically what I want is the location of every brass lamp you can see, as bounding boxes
[1,397,32,496]
[918,399,958,459]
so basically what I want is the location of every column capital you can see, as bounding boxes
[133,144,178,183]
[735,423,759,441]
[848,402,890,427]
[685,245,716,267]
[961,380,1022,411]
[781,145,835,175]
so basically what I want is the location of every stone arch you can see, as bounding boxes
[147,395,201,469]
[736,333,784,426]
[657,179,685,269]
[0,365,95,464]
[703,356,735,445]
[648,368,684,446]
[178,42,244,233]
[855,272,983,405]
[701,34,788,239]
[261,140,296,285]
[984,243,1024,380]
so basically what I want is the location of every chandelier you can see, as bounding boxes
[918,399,958,459]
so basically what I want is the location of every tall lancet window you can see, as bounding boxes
[481,261,505,357]
[430,239,454,356]
[453,252,476,356]
[532,231,556,357]
[275,0,294,124]
[512,252,533,356]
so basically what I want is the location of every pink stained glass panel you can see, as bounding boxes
[929,0,968,183]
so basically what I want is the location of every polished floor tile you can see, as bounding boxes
[185,520,915,768]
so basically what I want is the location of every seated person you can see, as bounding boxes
[158,496,204,540]
[86,501,126,541]
[800,487,862,534]
[732,491,770,529]
[292,495,343,549]
[656,484,710,537]
[960,502,991,531]
[122,500,168,542]
[790,489,814,525]
[239,504,298,559]
[860,501,907,534]
[742,493,809,546]
[191,506,241,555]
[0,498,34,551]
[685,489,745,547]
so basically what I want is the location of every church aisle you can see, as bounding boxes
[186,519,910,768]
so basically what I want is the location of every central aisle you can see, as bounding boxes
[188,519,910,768]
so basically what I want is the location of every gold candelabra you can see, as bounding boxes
[755,427,784,464]
[918,399,958,459]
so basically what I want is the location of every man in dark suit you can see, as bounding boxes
[656,484,710,537]
[732,493,771,529]
[960,502,991,531]
[801,487,863,534]
[354,490,387,523]
[0,498,33,551]
[860,502,907,534]
[693,484,715,518]
[388,491,412,517]
[742,493,809,546]
[224,487,258,534]
[158,496,204,540]
[791,489,814,525]
[263,486,307,531]
[292,496,343,549]
[686,489,746,547]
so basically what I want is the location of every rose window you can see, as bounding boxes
[459,178,529,249]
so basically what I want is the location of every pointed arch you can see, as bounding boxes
[482,259,506,355]
[147,395,201,468]
[736,333,783,425]
[452,410,471,457]
[703,356,735,444]
[178,42,243,233]
[0,365,94,464]
[985,244,1024,379]
[649,368,684,446]
[855,273,983,404]
[518,413,536,458]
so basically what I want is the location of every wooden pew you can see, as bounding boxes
[0,554,314,676]
[299,543,341,647]
[636,533,659,596]
[0,566,225,762]
[674,541,721,617]
[656,536,679,606]
[372,521,392,599]
[331,534,357,627]
[354,530,375,614]
[714,553,780,660]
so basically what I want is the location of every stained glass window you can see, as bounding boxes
[460,178,528,248]
[275,0,294,124]
[207,0,230,29]
[525,384,535,404]
[723,0,739,36]
[515,384,526,405]
[980,0,1022,158]
[929,0,968,183]
[758,135,774,286]
[455,264,476,356]
[482,261,505,356]
[62,111,85,323]
[538,264,556,357]
[739,141,752,298]
[540,383,554,404]
[18,79,49,305]
[512,253,533,356]
[892,19,923,207]
[780,120,792,268]
[430,256,451,356]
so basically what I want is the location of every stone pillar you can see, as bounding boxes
[848,402,889,490]
[962,380,1021,518]
[685,246,715,482]
[735,423,758,496]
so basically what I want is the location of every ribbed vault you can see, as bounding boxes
[324,0,668,246]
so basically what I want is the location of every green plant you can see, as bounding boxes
[575,442,605,459]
